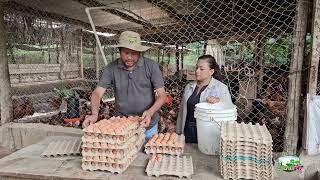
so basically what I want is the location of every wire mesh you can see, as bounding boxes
[0,0,300,152]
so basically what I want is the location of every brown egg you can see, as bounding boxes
[112,163,117,168]
[99,156,104,161]
[112,149,118,155]
[97,162,103,167]
[119,164,124,169]
[98,134,103,139]
[119,136,125,141]
[93,142,100,148]
[91,162,96,166]
[105,149,110,154]
[93,156,99,161]
[101,142,108,148]
[98,149,103,153]
[83,147,89,152]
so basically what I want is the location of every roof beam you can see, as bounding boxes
[145,0,185,22]
[4,1,117,33]
[74,0,155,29]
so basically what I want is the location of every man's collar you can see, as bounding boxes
[117,56,144,69]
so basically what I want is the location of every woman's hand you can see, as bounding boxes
[206,96,220,104]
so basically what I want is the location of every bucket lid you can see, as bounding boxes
[195,102,236,111]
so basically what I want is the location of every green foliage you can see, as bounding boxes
[263,35,292,65]
[53,87,74,99]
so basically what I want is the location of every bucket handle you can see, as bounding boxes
[209,117,222,128]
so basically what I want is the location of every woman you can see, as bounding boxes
[176,55,232,143]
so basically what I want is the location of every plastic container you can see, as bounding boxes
[194,102,237,155]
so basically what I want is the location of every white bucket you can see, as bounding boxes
[195,102,237,155]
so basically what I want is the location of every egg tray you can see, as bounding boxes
[41,139,81,157]
[83,116,141,136]
[81,133,145,159]
[145,146,184,155]
[221,161,273,170]
[145,155,193,178]
[82,146,138,164]
[82,128,144,147]
[221,171,273,180]
[82,154,137,174]
[145,133,185,155]
[220,148,273,158]
[220,140,272,148]
[220,122,273,146]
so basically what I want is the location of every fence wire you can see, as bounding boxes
[1,0,302,152]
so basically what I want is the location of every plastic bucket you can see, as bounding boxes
[195,102,237,155]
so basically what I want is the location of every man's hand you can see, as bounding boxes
[140,110,152,128]
[206,96,220,104]
[82,114,98,128]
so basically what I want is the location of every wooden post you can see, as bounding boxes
[176,45,180,73]
[80,32,84,79]
[59,28,66,80]
[255,35,264,94]
[111,48,115,62]
[284,0,309,155]
[303,0,320,152]
[181,44,184,70]
[157,48,160,63]
[95,42,100,80]
[0,3,13,124]
[203,40,208,55]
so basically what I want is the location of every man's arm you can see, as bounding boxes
[141,87,166,127]
[82,86,106,128]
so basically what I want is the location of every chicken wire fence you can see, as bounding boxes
[1,0,301,152]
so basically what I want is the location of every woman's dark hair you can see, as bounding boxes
[198,55,222,81]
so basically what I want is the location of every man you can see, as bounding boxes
[82,31,166,139]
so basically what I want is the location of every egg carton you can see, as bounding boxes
[220,146,273,154]
[82,127,143,144]
[221,166,273,177]
[220,122,273,146]
[220,151,272,159]
[220,140,273,149]
[83,116,141,136]
[220,160,273,179]
[221,172,273,180]
[81,133,145,159]
[82,128,144,147]
[41,139,81,157]
[221,162,273,171]
[82,154,137,174]
[220,156,272,165]
[82,145,138,164]
[220,150,272,156]
[145,155,193,178]
[145,133,185,155]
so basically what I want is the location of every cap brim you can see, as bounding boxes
[108,44,151,52]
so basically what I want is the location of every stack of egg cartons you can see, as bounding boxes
[144,133,185,155]
[81,116,145,174]
[220,122,273,180]
[145,133,193,178]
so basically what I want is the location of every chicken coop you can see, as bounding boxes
[0,0,320,156]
